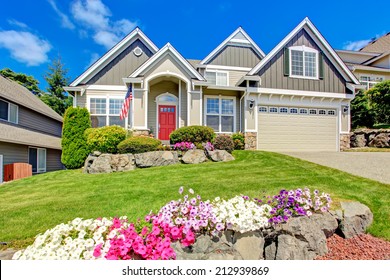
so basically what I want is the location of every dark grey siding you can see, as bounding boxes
[18,106,62,137]
[0,142,28,165]
[87,39,154,85]
[257,29,349,93]
[47,149,63,171]
[208,46,261,68]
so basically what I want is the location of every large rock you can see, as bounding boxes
[275,235,314,260]
[338,201,374,238]
[135,151,179,168]
[86,154,135,174]
[350,134,367,148]
[181,149,208,164]
[207,150,235,162]
[233,231,264,260]
[310,212,339,238]
[368,133,390,148]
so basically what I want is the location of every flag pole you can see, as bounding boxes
[129,83,132,130]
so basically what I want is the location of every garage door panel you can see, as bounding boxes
[257,111,337,152]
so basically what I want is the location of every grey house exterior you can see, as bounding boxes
[0,75,63,180]
[66,18,362,152]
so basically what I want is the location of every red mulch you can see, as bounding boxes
[316,234,390,260]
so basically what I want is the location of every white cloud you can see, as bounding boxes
[47,0,75,30]
[7,19,29,29]
[70,0,137,49]
[0,30,52,66]
[343,39,372,51]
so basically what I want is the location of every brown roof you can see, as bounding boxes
[187,59,201,68]
[360,32,390,53]
[0,123,61,150]
[0,75,63,122]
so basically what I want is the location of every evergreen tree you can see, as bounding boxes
[0,68,42,95]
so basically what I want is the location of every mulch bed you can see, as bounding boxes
[316,234,390,260]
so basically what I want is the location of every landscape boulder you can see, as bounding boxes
[337,201,374,238]
[134,151,179,168]
[207,150,235,162]
[368,133,390,148]
[350,134,367,148]
[84,153,135,174]
[181,149,208,164]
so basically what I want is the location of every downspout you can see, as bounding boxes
[239,80,250,132]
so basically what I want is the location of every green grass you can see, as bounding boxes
[373,124,390,129]
[1,151,389,249]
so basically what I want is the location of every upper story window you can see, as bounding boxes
[289,46,319,79]
[205,70,229,86]
[89,97,126,128]
[0,99,18,124]
[359,76,383,89]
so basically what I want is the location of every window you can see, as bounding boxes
[0,99,18,124]
[290,108,298,114]
[327,110,336,116]
[309,109,317,115]
[205,96,235,133]
[259,106,268,112]
[318,109,326,115]
[269,107,278,113]
[359,76,383,89]
[29,147,46,173]
[290,46,318,79]
[279,107,288,114]
[205,70,228,86]
[89,97,126,128]
[299,108,308,114]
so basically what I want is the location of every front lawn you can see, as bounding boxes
[1,151,389,249]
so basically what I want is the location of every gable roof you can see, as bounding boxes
[70,27,158,86]
[129,43,205,81]
[248,17,359,84]
[362,51,390,66]
[200,27,266,65]
[359,32,390,53]
[0,75,63,122]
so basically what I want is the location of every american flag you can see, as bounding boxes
[120,84,133,120]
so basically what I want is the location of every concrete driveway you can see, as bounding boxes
[282,152,390,185]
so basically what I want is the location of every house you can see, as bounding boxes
[0,75,63,182]
[336,32,390,89]
[65,17,362,152]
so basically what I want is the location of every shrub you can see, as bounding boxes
[351,90,375,128]
[213,134,234,152]
[169,126,215,144]
[117,136,161,154]
[85,126,127,154]
[61,107,91,169]
[366,80,390,124]
[232,132,245,150]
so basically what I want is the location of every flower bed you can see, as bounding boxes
[13,187,332,260]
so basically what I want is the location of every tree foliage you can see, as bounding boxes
[366,80,390,124]
[61,107,91,169]
[351,90,375,128]
[0,68,42,95]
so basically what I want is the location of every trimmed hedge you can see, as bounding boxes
[85,126,127,154]
[214,134,234,153]
[232,132,245,150]
[61,107,91,169]
[117,137,162,154]
[169,126,215,144]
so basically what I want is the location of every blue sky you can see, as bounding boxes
[0,0,389,91]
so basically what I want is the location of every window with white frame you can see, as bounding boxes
[290,108,298,114]
[359,76,383,89]
[299,108,308,114]
[89,97,126,128]
[318,109,326,115]
[259,106,268,112]
[28,147,46,173]
[279,107,288,114]
[0,99,18,124]
[290,46,318,79]
[269,107,278,113]
[205,96,235,133]
[309,109,317,115]
[327,110,336,116]
[205,70,228,86]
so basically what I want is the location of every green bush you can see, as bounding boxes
[85,126,127,154]
[117,137,162,154]
[351,90,375,128]
[213,134,234,153]
[366,80,390,124]
[169,126,215,144]
[232,132,245,150]
[61,107,91,169]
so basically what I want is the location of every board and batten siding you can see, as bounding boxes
[208,46,261,68]
[18,106,62,137]
[257,28,348,93]
[87,39,154,85]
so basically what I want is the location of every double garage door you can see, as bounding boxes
[257,106,338,152]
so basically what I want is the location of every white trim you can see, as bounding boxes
[178,80,182,127]
[200,27,265,65]
[187,90,191,125]
[204,69,230,86]
[28,147,46,173]
[289,46,319,79]
[198,64,252,72]
[251,87,354,100]
[248,17,359,85]
[87,94,128,128]
[199,86,203,125]
[204,95,236,133]
[86,85,127,91]
[70,28,158,86]
[156,93,178,140]
[0,98,18,124]
[73,92,77,107]
[130,43,205,81]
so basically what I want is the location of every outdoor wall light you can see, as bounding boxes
[343,105,349,114]
[248,99,255,110]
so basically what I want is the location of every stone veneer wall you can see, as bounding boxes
[132,129,150,137]
[350,129,390,148]
[339,133,351,151]
[244,132,257,150]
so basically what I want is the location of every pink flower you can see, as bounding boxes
[141,227,149,236]
[152,226,161,235]
[93,243,103,258]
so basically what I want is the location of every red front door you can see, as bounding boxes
[158,105,176,140]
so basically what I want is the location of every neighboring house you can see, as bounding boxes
[337,32,390,89]
[65,17,362,152]
[0,75,63,180]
